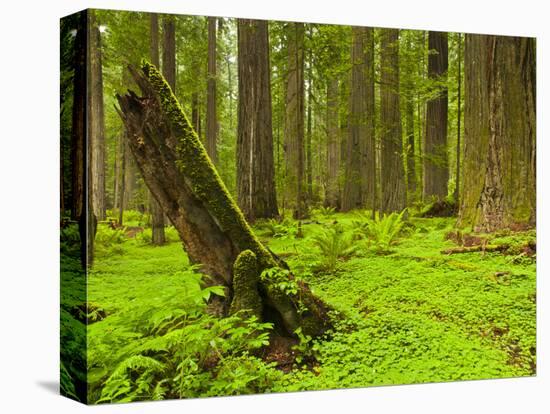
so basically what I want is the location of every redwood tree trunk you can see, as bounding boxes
[459,35,536,231]
[342,26,367,211]
[236,19,279,222]
[423,31,449,201]
[325,78,340,209]
[285,23,307,219]
[380,29,406,214]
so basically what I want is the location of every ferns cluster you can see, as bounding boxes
[88,270,279,403]
[312,225,357,271]
[352,210,407,253]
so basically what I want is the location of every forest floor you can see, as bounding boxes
[64,210,536,402]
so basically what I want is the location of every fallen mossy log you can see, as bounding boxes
[441,244,509,255]
[116,62,331,337]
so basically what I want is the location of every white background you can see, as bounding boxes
[0,0,547,412]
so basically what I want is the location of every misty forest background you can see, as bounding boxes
[60,10,536,404]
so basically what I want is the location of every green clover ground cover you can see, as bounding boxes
[76,213,535,402]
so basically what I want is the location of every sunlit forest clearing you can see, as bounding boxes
[60,9,536,404]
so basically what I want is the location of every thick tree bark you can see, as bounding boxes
[423,31,449,201]
[236,19,279,222]
[116,63,330,337]
[285,23,307,219]
[206,17,218,165]
[325,78,340,209]
[459,35,536,231]
[380,29,406,214]
[149,13,165,245]
[89,11,106,221]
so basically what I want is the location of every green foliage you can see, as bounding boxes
[256,218,291,238]
[354,210,407,253]
[312,225,357,271]
[87,245,276,403]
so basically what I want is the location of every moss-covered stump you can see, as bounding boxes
[229,250,262,319]
[116,62,332,339]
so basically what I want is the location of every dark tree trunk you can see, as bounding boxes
[459,35,536,231]
[236,19,279,222]
[380,29,406,214]
[116,63,330,337]
[325,78,340,209]
[285,23,307,219]
[206,17,218,165]
[150,12,165,245]
[89,11,106,221]
[423,31,449,201]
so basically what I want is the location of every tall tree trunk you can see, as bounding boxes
[380,29,406,214]
[342,27,366,211]
[206,17,218,164]
[284,23,307,219]
[423,31,449,201]
[364,27,376,212]
[305,33,314,202]
[162,16,176,90]
[89,11,106,221]
[150,12,165,245]
[454,33,462,204]
[459,35,536,231]
[325,78,340,209]
[117,63,330,337]
[236,19,279,222]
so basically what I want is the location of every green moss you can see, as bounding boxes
[229,250,262,319]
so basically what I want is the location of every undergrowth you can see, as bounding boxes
[79,211,536,402]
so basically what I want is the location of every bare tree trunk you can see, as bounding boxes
[423,31,449,201]
[459,35,536,231]
[206,17,218,165]
[325,78,340,208]
[285,23,307,219]
[116,63,330,336]
[236,19,279,222]
[150,12,165,245]
[380,29,406,214]
[89,11,106,221]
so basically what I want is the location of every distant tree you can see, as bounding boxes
[236,19,278,221]
[380,29,406,214]
[423,31,449,201]
[459,35,536,231]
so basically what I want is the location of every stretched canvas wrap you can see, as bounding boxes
[60,8,537,405]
